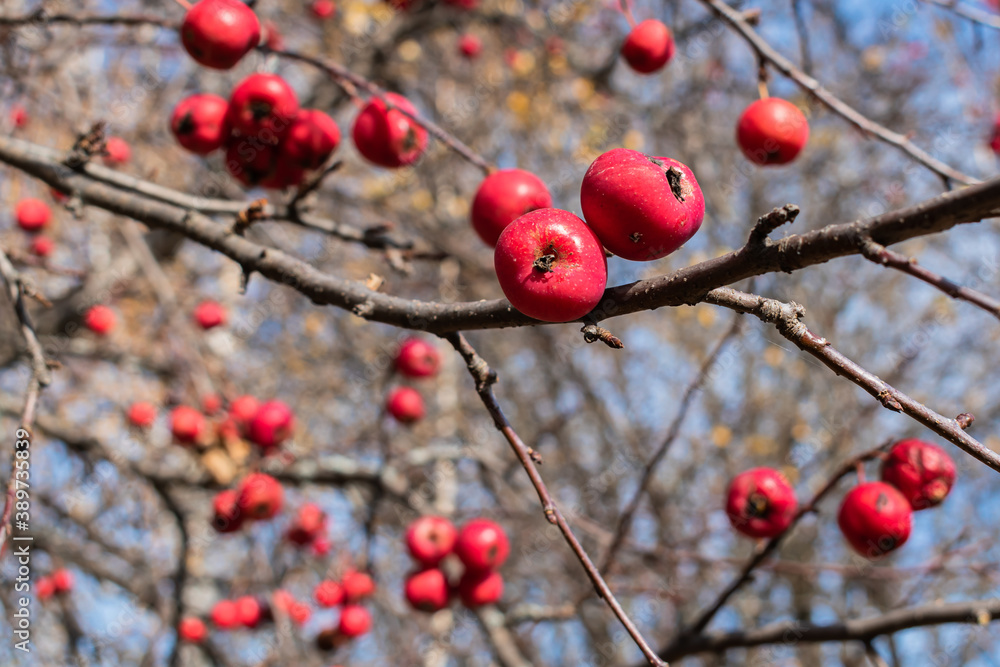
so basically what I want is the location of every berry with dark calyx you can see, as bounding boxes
[580,148,705,261]
[281,110,341,170]
[838,481,912,559]
[103,137,131,166]
[493,208,608,322]
[342,570,376,602]
[171,94,230,155]
[211,599,239,629]
[881,439,956,511]
[248,400,295,450]
[395,338,441,378]
[181,0,261,70]
[227,73,299,141]
[10,106,28,128]
[725,467,798,539]
[15,198,50,233]
[127,402,157,429]
[471,169,552,247]
[314,580,345,608]
[351,93,428,168]
[736,97,810,166]
[386,387,425,424]
[621,19,675,74]
[286,503,327,545]
[405,568,451,612]
[52,569,74,594]
[29,236,54,258]
[178,617,207,643]
[236,472,284,520]
[83,305,117,336]
[225,137,280,186]
[454,518,509,572]
[406,515,457,567]
[170,406,206,445]
[212,489,244,533]
[458,33,482,59]
[457,569,502,608]
[338,604,372,637]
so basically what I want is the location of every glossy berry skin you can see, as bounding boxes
[237,473,284,520]
[457,570,503,608]
[171,94,230,155]
[29,236,54,258]
[621,20,675,74]
[226,140,279,186]
[15,199,50,232]
[103,137,131,166]
[471,169,553,247]
[227,74,299,141]
[386,387,425,424]
[455,519,509,572]
[736,98,809,165]
[338,605,372,637]
[281,110,341,170]
[458,33,482,59]
[178,617,207,643]
[181,0,261,70]
[580,148,705,261]
[36,576,55,601]
[193,300,227,330]
[406,515,457,567]
[342,570,376,602]
[248,400,295,450]
[395,338,441,378]
[494,208,608,322]
[838,482,912,559]
[881,439,956,511]
[229,395,261,429]
[235,596,262,628]
[84,305,116,336]
[725,467,797,539]
[212,489,244,533]
[314,580,345,608]
[170,406,205,445]
[352,93,428,168]
[127,402,157,428]
[311,0,336,19]
[287,503,326,545]
[52,569,74,594]
[211,600,240,629]
[405,568,451,612]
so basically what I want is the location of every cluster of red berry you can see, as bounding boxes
[386,337,441,425]
[404,516,509,612]
[725,439,956,559]
[34,568,73,602]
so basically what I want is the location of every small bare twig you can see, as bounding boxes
[921,0,1000,30]
[580,324,624,349]
[748,203,800,246]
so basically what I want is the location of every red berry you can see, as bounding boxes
[211,599,240,629]
[178,617,207,643]
[386,387,425,424]
[405,516,457,567]
[103,137,131,166]
[288,601,311,625]
[235,595,263,628]
[227,73,299,141]
[352,93,428,168]
[29,236,54,258]
[15,198,50,233]
[287,503,326,545]
[311,536,332,556]
[181,0,261,70]
[405,569,451,612]
[881,439,956,511]
[127,402,157,428]
[580,148,705,261]
[337,605,372,637]
[494,208,608,322]
[838,481,912,559]
[621,19,675,74]
[51,568,74,594]
[314,580,345,607]
[229,395,261,429]
[248,400,295,450]
[725,468,798,539]
[193,300,227,330]
[281,110,342,170]
[457,569,502,608]
[458,33,482,59]
[395,338,441,378]
[236,473,284,520]
[263,21,285,50]
[50,188,69,204]
[342,570,376,602]
[471,169,552,247]
[454,518,509,572]
[311,0,337,19]
[36,576,55,601]
[170,406,205,445]
[258,156,306,190]
[736,98,809,165]
[83,305,116,336]
[10,106,28,128]
[990,114,1000,154]
[212,489,244,533]
[202,394,222,415]
[171,94,230,155]
[225,139,278,187]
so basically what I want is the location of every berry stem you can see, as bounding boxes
[618,0,638,28]
[855,461,866,483]
[172,0,193,10]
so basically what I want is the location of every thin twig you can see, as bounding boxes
[921,0,1000,30]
